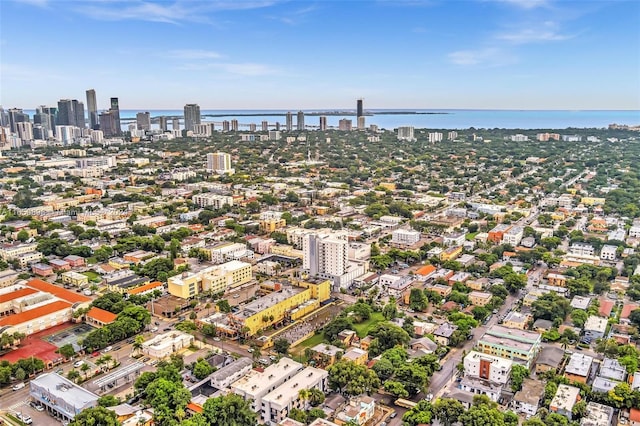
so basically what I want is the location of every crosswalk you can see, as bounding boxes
[7,399,28,412]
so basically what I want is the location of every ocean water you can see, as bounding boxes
[117,109,640,130]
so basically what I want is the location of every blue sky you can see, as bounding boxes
[1,0,639,110]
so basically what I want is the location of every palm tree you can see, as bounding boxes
[133,336,144,356]
[80,363,90,379]
[67,370,80,383]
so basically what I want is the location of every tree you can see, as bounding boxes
[384,380,409,397]
[145,378,191,424]
[192,359,214,380]
[629,309,640,328]
[570,309,588,328]
[16,230,29,242]
[409,288,428,311]
[523,418,546,426]
[372,357,395,381]
[402,401,433,426]
[68,406,119,426]
[323,316,354,341]
[459,403,506,426]
[308,387,325,406]
[57,343,76,359]
[201,393,257,426]
[543,413,569,426]
[367,323,411,356]
[288,408,307,423]
[216,299,232,313]
[510,364,529,392]
[327,360,381,396]
[432,398,465,426]
[382,301,398,320]
[97,395,120,407]
[273,338,290,354]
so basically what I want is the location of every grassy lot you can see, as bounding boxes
[86,257,98,265]
[353,312,386,337]
[296,332,326,350]
[82,271,102,282]
[465,232,478,241]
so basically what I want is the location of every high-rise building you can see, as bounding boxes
[397,126,415,141]
[0,107,8,128]
[285,112,293,131]
[222,120,230,132]
[206,152,234,174]
[33,125,48,140]
[172,118,180,131]
[428,132,443,143]
[56,100,74,126]
[319,116,327,131]
[73,100,85,128]
[275,122,281,131]
[184,104,201,131]
[159,116,168,132]
[8,108,29,133]
[16,122,33,141]
[296,111,305,131]
[136,112,151,131]
[261,120,268,132]
[86,89,98,129]
[303,233,348,278]
[448,131,458,141]
[357,98,363,117]
[249,123,256,132]
[98,111,117,137]
[230,119,239,132]
[338,119,352,131]
[357,116,365,130]
[109,98,121,135]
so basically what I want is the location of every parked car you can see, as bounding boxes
[259,358,270,365]
[56,368,64,374]
[126,338,135,344]
[12,382,25,391]
[102,346,113,353]
[92,351,100,357]
[29,401,44,412]
[141,357,151,363]
[73,360,85,368]
[15,413,32,424]
[163,327,171,331]
[247,348,255,353]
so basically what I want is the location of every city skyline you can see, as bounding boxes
[1,0,639,110]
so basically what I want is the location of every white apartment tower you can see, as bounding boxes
[207,152,235,175]
[397,126,415,141]
[303,233,348,278]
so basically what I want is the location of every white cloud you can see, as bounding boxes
[496,21,573,44]
[495,0,549,9]
[167,49,222,60]
[12,0,49,7]
[74,0,278,25]
[448,47,514,66]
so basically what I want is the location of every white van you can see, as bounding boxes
[12,382,25,391]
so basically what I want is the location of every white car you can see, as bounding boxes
[73,360,85,368]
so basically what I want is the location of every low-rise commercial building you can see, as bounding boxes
[30,373,99,423]
[141,331,194,358]
[168,260,252,299]
[476,325,542,368]
[210,357,253,390]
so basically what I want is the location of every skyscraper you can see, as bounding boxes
[184,104,201,131]
[319,116,327,131]
[357,98,363,118]
[86,89,98,129]
[206,152,234,174]
[230,119,239,132]
[172,118,180,131]
[56,99,74,126]
[297,111,305,131]
[8,108,29,133]
[261,120,268,131]
[99,111,117,137]
[16,122,33,141]
[110,97,121,135]
[136,112,151,131]
[302,233,348,278]
[338,119,352,131]
[397,126,415,141]
[285,111,293,131]
[357,116,365,130]
[159,116,168,132]
[73,100,85,128]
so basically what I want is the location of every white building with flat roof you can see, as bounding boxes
[261,366,328,425]
[30,373,99,423]
[550,384,581,419]
[584,315,608,340]
[210,357,253,390]
[463,351,512,385]
[192,193,234,209]
[231,358,303,414]
[391,229,421,246]
[141,331,194,358]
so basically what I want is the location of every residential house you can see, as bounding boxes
[61,271,89,287]
[583,316,608,340]
[502,311,532,330]
[512,378,544,416]
[549,384,581,420]
[564,353,593,384]
[334,395,375,426]
[49,259,71,272]
[32,263,53,277]
[580,402,614,426]
[63,255,85,267]
[433,322,458,346]
[468,291,492,307]
[535,346,565,375]
[310,344,343,367]
[341,348,368,366]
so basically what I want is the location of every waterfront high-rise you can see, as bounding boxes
[184,104,201,131]
[297,111,305,131]
[230,119,239,132]
[338,119,352,131]
[99,111,117,137]
[357,116,365,130]
[172,118,180,131]
[261,121,268,132]
[285,111,293,131]
[159,116,168,132]
[319,116,327,131]
[397,126,415,141]
[136,112,151,131]
[109,98,121,135]
[74,100,85,128]
[357,98,363,118]
[86,89,98,129]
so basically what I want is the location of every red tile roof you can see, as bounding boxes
[621,304,639,320]
[26,278,90,304]
[86,307,117,324]
[128,281,163,295]
[599,300,615,317]
[186,403,203,414]
[416,265,436,276]
[0,300,72,326]
[630,408,640,422]
[0,287,38,304]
